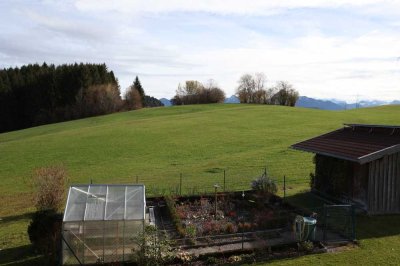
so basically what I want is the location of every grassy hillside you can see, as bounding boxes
[1,104,400,265]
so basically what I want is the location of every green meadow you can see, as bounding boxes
[1,104,400,265]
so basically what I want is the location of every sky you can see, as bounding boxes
[0,0,400,102]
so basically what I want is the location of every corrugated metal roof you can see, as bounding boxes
[291,124,400,164]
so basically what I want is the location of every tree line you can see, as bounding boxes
[171,80,226,105]
[235,73,299,106]
[0,63,121,132]
[170,73,299,107]
[0,63,163,133]
[0,62,299,133]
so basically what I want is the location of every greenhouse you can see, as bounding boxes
[62,184,146,265]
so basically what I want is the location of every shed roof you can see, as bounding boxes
[291,124,400,164]
[63,184,145,222]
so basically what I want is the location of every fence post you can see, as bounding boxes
[180,173,182,196]
[283,175,286,200]
[90,178,93,184]
[136,175,138,184]
[223,170,226,192]
[264,167,267,177]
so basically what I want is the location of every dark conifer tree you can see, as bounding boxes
[0,62,122,133]
[133,76,145,100]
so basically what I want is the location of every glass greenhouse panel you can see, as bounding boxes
[62,184,146,265]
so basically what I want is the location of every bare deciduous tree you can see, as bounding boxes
[31,165,69,211]
[236,74,255,103]
[236,73,299,106]
[274,81,299,106]
[172,79,225,105]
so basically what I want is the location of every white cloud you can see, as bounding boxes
[0,0,399,101]
[74,0,397,15]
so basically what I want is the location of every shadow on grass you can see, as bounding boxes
[284,191,400,240]
[0,212,45,265]
[0,212,33,224]
[0,245,44,265]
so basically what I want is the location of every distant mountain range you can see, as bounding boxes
[224,95,240,104]
[296,96,400,110]
[159,98,172,106]
[159,95,400,110]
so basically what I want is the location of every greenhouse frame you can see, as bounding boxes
[62,184,146,265]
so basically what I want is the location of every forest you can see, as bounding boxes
[0,63,122,132]
[0,63,164,133]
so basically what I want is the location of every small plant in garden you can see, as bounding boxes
[297,240,314,253]
[185,224,197,245]
[132,225,174,266]
[165,196,185,237]
[225,222,238,234]
[228,255,242,263]
[251,172,277,199]
[205,256,219,265]
[176,249,195,263]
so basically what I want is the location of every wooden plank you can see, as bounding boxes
[374,160,379,213]
[387,155,391,212]
[379,158,384,213]
[375,160,379,213]
[395,153,400,212]
[391,154,397,213]
[368,162,374,213]
[383,158,386,213]
[385,156,390,212]
[389,154,394,211]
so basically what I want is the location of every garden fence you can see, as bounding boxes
[168,228,288,249]
[94,166,312,198]
[321,204,356,243]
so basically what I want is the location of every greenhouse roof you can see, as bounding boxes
[63,184,146,222]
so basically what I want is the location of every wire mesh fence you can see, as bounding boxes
[112,166,312,198]
[321,204,356,242]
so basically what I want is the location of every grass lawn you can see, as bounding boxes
[1,104,400,265]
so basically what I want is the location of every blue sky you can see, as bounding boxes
[1,0,400,101]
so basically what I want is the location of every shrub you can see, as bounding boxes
[251,173,277,199]
[27,210,63,265]
[298,240,314,253]
[202,220,224,235]
[30,165,69,211]
[165,196,185,237]
[132,225,174,266]
[225,222,238,234]
[229,255,242,263]
[27,165,67,265]
[205,256,219,265]
[185,224,197,238]
[240,253,256,263]
[176,250,195,263]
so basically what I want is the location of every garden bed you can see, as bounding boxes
[154,191,298,247]
[145,191,355,265]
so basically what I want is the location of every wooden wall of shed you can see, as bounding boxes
[368,152,400,214]
[352,163,368,207]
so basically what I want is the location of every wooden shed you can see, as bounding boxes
[291,124,400,214]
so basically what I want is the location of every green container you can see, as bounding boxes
[303,217,317,241]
